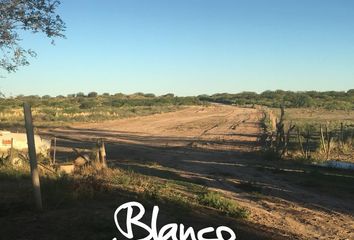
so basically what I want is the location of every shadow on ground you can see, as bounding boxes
[46,128,354,218]
[0,168,290,240]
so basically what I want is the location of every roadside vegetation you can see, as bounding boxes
[262,106,354,163]
[199,90,354,110]
[1,90,352,162]
[1,158,248,218]
[0,155,249,239]
[0,92,205,131]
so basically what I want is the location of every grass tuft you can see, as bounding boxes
[197,191,249,218]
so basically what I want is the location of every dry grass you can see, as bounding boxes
[0,160,249,219]
[264,107,354,162]
[0,105,184,132]
[271,107,354,126]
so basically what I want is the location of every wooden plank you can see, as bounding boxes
[23,102,43,211]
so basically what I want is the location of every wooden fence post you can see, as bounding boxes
[320,124,326,155]
[297,128,305,157]
[9,138,14,165]
[340,122,344,148]
[23,103,43,211]
[53,137,57,165]
[97,139,107,168]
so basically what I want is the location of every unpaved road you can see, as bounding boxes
[47,105,354,240]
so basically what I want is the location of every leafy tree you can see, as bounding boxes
[144,93,156,98]
[87,91,98,98]
[79,100,96,109]
[0,0,65,72]
[162,93,174,98]
[76,92,85,97]
[114,93,126,98]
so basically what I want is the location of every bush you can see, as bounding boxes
[87,92,98,98]
[76,92,85,97]
[79,101,97,109]
[197,191,249,218]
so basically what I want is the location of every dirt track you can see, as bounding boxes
[47,105,354,240]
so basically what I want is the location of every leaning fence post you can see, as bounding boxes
[23,102,43,211]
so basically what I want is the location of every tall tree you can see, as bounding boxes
[0,0,65,72]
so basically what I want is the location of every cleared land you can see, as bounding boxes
[42,105,354,240]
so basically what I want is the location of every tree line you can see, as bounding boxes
[199,90,354,110]
[0,90,353,110]
[0,92,203,111]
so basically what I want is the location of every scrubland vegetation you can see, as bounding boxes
[0,158,246,217]
[1,90,352,162]
[1,92,353,239]
[262,106,354,162]
[0,92,205,130]
[200,90,354,110]
[1,90,352,130]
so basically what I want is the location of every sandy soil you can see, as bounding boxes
[46,105,354,240]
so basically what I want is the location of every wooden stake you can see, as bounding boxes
[325,124,331,160]
[305,129,310,159]
[23,103,43,211]
[340,122,344,148]
[297,128,305,157]
[319,124,326,155]
[53,137,57,165]
[9,138,14,165]
[98,139,107,168]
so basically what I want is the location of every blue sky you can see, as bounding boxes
[1,0,354,96]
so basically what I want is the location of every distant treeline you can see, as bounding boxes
[0,90,353,110]
[0,92,204,111]
[198,90,354,110]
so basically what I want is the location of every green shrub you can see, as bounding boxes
[197,191,249,218]
[79,101,97,109]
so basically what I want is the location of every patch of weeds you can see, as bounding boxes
[143,184,164,200]
[169,179,205,193]
[114,171,133,186]
[197,191,249,219]
[0,164,30,180]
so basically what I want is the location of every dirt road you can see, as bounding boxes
[47,105,354,240]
